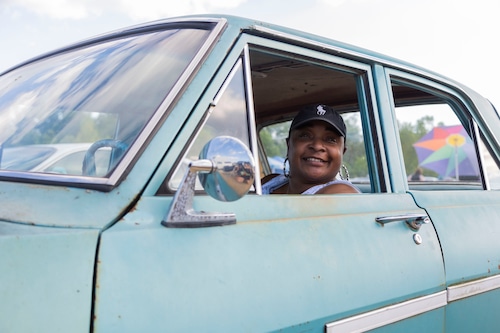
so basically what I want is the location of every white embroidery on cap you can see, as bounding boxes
[316,105,327,115]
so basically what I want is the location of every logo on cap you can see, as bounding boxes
[316,105,327,116]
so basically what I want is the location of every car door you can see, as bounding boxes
[386,68,500,332]
[93,36,447,332]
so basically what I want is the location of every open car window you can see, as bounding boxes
[251,48,373,193]
[164,45,377,194]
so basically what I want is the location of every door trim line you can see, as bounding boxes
[448,274,500,302]
[325,291,447,333]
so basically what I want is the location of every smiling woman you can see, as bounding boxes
[262,103,361,194]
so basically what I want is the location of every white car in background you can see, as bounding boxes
[1,143,110,176]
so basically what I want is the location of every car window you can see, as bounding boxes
[0,25,214,182]
[168,58,250,190]
[166,46,375,194]
[252,49,372,193]
[391,78,500,190]
[44,149,111,176]
[479,133,500,189]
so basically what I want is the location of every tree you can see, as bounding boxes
[398,115,436,177]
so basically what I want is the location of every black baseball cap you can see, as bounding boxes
[289,104,346,137]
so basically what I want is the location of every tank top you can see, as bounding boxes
[261,175,360,194]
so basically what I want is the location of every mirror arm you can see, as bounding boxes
[161,160,237,228]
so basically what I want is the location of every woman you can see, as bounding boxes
[262,104,360,194]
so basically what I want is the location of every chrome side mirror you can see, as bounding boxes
[162,136,255,228]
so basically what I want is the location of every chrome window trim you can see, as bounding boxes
[472,120,491,190]
[166,56,247,192]
[325,291,447,333]
[0,18,227,191]
[242,45,261,194]
[108,18,227,185]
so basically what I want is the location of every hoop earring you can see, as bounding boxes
[339,164,349,181]
[283,157,290,178]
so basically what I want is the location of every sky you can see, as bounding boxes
[1,0,499,109]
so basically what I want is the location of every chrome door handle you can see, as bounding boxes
[375,213,430,231]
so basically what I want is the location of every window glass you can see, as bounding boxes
[167,48,373,195]
[168,60,250,190]
[0,26,212,178]
[44,149,111,176]
[1,143,111,176]
[479,135,500,189]
[392,81,483,188]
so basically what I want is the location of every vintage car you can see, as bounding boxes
[1,14,500,333]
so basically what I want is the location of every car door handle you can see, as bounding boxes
[375,213,430,231]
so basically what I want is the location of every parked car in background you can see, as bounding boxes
[1,14,500,333]
[1,143,112,176]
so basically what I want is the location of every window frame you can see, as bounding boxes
[243,36,385,194]
[0,20,226,192]
[245,35,382,194]
[383,68,489,191]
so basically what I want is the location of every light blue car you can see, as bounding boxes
[1,15,500,332]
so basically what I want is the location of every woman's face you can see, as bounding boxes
[287,120,346,186]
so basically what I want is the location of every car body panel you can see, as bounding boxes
[411,191,500,284]
[0,14,499,333]
[0,222,98,333]
[410,190,500,330]
[94,194,445,332]
[445,288,500,332]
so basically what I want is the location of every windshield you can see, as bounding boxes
[0,25,213,180]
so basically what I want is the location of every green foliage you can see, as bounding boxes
[343,114,367,178]
[259,122,290,158]
[398,115,436,176]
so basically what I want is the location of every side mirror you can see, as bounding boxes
[162,136,255,228]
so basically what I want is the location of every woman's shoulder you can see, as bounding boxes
[261,173,280,184]
[305,179,361,194]
[261,174,288,194]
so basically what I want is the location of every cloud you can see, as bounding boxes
[119,0,247,20]
[3,0,103,19]
[317,0,348,6]
[3,0,248,21]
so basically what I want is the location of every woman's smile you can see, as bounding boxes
[302,156,329,166]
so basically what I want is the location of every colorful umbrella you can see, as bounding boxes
[413,125,480,179]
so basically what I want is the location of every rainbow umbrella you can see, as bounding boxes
[413,125,480,179]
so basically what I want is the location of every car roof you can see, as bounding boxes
[0,14,462,85]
